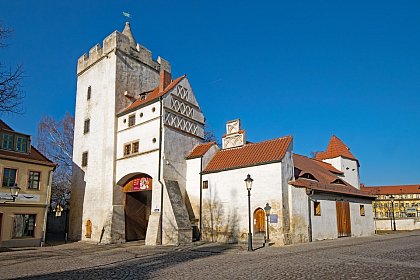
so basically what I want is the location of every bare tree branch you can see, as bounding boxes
[0,24,24,115]
[37,113,74,207]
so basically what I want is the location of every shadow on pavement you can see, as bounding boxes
[12,243,241,280]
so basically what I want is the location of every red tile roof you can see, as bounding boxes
[186,142,217,159]
[0,120,56,167]
[312,159,344,174]
[121,75,186,114]
[315,135,356,161]
[291,154,373,198]
[361,185,420,195]
[202,136,292,174]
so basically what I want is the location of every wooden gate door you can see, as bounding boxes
[336,201,351,237]
[254,208,265,234]
[125,191,150,241]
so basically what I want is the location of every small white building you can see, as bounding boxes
[70,23,375,246]
[186,122,375,246]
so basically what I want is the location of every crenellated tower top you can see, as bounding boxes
[77,22,170,75]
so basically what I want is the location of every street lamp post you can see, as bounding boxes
[244,174,253,252]
[264,203,271,244]
[1,184,21,203]
[390,195,396,231]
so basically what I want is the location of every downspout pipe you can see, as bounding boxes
[41,169,54,247]
[306,189,313,242]
[199,156,203,240]
[158,97,164,245]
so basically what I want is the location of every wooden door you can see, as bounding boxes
[125,191,151,241]
[336,201,351,237]
[254,208,265,234]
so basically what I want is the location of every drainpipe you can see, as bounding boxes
[158,97,164,245]
[199,156,203,240]
[306,189,313,242]
[41,169,54,247]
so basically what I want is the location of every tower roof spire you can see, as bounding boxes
[122,22,136,48]
[315,135,357,161]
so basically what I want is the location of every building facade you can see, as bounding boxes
[362,185,420,231]
[70,23,375,246]
[0,120,56,247]
[69,22,204,245]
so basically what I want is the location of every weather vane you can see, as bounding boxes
[122,12,131,22]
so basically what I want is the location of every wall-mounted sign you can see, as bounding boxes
[270,214,278,224]
[123,176,152,192]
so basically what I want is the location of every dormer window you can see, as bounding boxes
[300,173,318,181]
[16,136,28,153]
[1,132,30,153]
[332,179,346,185]
[2,133,13,150]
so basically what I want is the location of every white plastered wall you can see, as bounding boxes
[201,162,284,244]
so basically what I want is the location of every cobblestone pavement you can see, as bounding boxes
[1,231,419,279]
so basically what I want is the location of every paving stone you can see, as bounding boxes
[1,231,419,279]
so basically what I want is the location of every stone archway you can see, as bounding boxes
[118,173,153,241]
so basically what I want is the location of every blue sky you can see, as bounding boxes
[1,1,420,185]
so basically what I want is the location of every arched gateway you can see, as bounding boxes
[120,173,153,241]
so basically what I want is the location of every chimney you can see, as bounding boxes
[159,70,172,92]
[157,56,172,92]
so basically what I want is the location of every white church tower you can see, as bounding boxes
[70,23,205,245]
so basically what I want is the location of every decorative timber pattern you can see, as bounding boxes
[223,134,245,149]
[171,97,194,118]
[164,112,199,136]
[164,84,199,136]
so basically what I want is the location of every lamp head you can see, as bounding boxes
[264,203,271,215]
[10,184,21,202]
[244,174,253,191]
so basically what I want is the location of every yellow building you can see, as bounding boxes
[362,185,420,219]
[0,120,56,247]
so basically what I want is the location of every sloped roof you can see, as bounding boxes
[291,154,373,198]
[121,75,186,114]
[202,136,292,174]
[315,135,356,161]
[186,142,216,159]
[0,120,56,167]
[361,185,420,195]
[312,159,344,175]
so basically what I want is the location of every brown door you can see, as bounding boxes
[253,208,265,234]
[125,191,151,241]
[336,201,351,237]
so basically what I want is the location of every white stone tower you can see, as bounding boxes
[70,23,205,245]
[315,135,360,189]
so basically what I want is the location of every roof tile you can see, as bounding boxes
[291,154,372,198]
[121,75,185,114]
[0,120,56,166]
[361,185,420,195]
[315,135,356,161]
[202,136,292,173]
[186,142,216,159]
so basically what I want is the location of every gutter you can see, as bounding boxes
[41,169,54,247]
[199,156,203,240]
[158,97,164,245]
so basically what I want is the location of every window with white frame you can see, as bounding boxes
[28,171,41,189]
